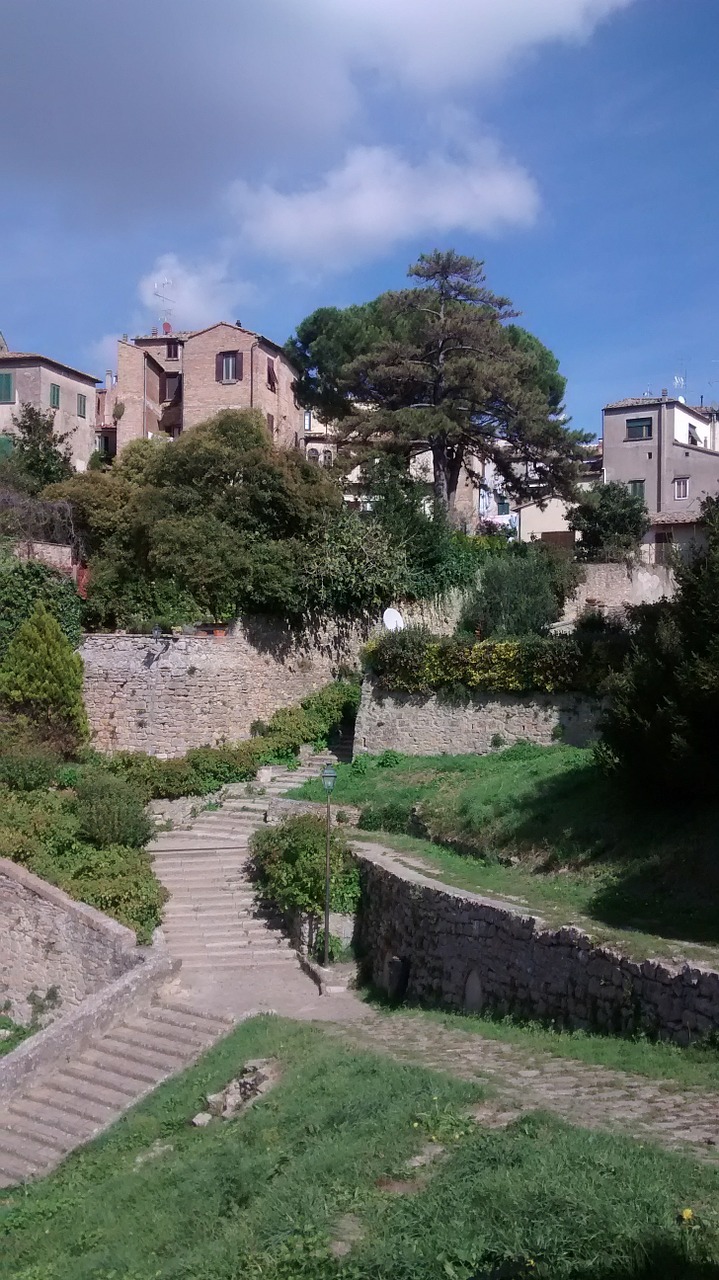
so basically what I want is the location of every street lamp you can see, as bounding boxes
[321,764,338,968]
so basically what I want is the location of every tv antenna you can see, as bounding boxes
[153,277,174,326]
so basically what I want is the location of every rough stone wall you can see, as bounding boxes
[355,845,719,1045]
[561,562,674,624]
[354,680,601,757]
[0,860,139,1025]
[81,597,465,757]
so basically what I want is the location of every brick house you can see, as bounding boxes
[0,342,99,470]
[99,322,303,456]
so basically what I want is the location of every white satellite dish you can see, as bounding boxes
[382,608,405,632]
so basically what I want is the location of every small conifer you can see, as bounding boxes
[0,600,88,742]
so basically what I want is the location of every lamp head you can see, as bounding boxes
[321,764,338,794]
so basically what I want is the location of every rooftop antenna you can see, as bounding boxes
[153,277,175,327]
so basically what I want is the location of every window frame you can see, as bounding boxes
[0,372,14,404]
[266,357,277,392]
[166,341,179,361]
[627,479,646,501]
[674,476,689,500]
[49,383,60,410]
[626,416,653,441]
[496,496,510,516]
[77,392,87,418]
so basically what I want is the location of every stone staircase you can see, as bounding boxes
[151,748,344,977]
[0,745,348,1188]
[0,999,233,1187]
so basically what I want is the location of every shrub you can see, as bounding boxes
[0,560,83,661]
[568,481,650,561]
[359,799,414,833]
[0,601,89,743]
[250,814,359,916]
[0,749,60,791]
[75,769,154,849]
[459,544,582,639]
[363,630,621,697]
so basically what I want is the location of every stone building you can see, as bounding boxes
[0,339,99,470]
[97,322,304,457]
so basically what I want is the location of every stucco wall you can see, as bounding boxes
[355,844,719,1046]
[354,680,600,757]
[0,860,140,1025]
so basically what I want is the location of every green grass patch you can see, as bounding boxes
[288,746,719,954]
[0,1013,34,1059]
[2,1016,719,1279]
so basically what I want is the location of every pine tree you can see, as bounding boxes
[0,600,89,742]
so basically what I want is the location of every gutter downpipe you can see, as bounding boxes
[249,340,259,408]
[142,353,147,439]
[657,396,664,512]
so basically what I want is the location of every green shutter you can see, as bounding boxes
[0,373,14,404]
[77,393,86,417]
[50,383,60,409]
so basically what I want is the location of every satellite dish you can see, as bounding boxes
[382,608,405,632]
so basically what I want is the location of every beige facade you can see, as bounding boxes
[0,352,98,470]
[105,322,303,453]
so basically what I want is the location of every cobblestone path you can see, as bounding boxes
[328,1009,719,1162]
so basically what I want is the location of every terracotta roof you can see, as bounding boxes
[605,395,712,420]
[131,322,296,367]
[0,352,99,383]
[650,510,704,525]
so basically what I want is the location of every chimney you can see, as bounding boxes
[235,320,242,327]
[105,370,113,390]
[162,321,172,335]
[661,387,668,398]
[151,327,158,337]
[122,333,128,342]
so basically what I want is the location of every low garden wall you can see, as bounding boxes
[354,679,601,756]
[560,561,674,625]
[355,844,719,1045]
[0,860,141,1025]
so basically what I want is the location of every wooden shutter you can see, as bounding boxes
[236,351,243,380]
[215,352,224,382]
[267,357,276,390]
[267,413,274,436]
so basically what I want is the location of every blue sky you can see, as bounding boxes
[2,0,718,437]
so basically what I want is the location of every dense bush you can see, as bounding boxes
[0,559,83,661]
[250,813,359,916]
[568,481,650,561]
[0,785,165,942]
[598,497,719,798]
[0,748,61,791]
[75,769,154,849]
[363,629,625,696]
[458,544,582,638]
[0,601,89,744]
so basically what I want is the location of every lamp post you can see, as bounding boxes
[321,764,338,968]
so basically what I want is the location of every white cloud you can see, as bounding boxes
[306,0,635,91]
[86,334,120,376]
[137,254,255,331]
[229,139,540,270]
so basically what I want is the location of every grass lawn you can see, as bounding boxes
[288,745,719,957]
[2,1016,719,1280]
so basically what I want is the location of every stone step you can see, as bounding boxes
[100,1031,190,1072]
[0,1128,50,1170]
[80,1046,165,1087]
[180,953,298,971]
[8,1095,96,1137]
[31,1084,116,1126]
[0,1146,37,1186]
[42,1075,127,1119]
[62,1063,141,1100]
[0,1112,72,1154]
[156,1001,233,1033]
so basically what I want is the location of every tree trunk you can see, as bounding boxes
[432,441,465,527]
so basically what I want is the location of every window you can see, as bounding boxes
[166,341,179,360]
[322,449,333,468]
[307,447,319,465]
[496,497,510,516]
[674,476,689,500]
[303,410,312,432]
[216,350,243,383]
[266,357,277,391]
[627,480,645,500]
[77,393,87,418]
[50,383,60,409]
[164,373,180,401]
[0,372,14,404]
[626,416,652,441]
[266,413,275,436]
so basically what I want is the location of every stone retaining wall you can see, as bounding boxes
[354,680,601,757]
[355,843,719,1045]
[560,561,674,624]
[0,860,140,1025]
[81,597,462,757]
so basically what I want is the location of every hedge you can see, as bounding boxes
[362,628,628,697]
